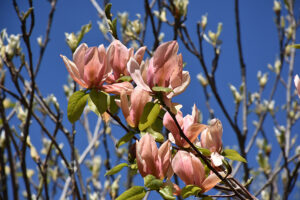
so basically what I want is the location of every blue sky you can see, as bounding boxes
[1,0,300,198]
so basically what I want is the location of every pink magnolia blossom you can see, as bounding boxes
[136,133,172,179]
[106,40,146,82]
[163,105,206,148]
[201,118,224,166]
[172,150,221,193]
[127,41,190,99]
[117,87,152,128]
[294,74,300,98]
[61,43,111,89]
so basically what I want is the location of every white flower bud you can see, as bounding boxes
[197,73,208,86]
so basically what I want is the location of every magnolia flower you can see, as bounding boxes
[61,43,111,88]
[136,133,172,179]
[163,104,206,148]
[172,150,221,192]
[201,118,223,166]
[127,41,190,99]
[106,40,146,82]
[294,74,300,98]
[117,87,151,128]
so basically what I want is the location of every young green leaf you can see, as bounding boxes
[144,175,163,190]
[181,185,202,198]
[159,184,176,200]
[152,86,173,93]
[116,132,135,148]
[89,89,109,114]
[105,3,112,20]
[138,102,161,131]
[116,75,132,82]
[67,90,88,123]
[196,147,211,156]
[142,127,164,143]
[116,186,146,200]
[222,149,247,163]
[105,163,128,176]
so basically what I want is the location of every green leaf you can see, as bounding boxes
[109,95,119,114]
[144,175,163,190]
[105,3,112,20]
[105,163,128,176]
[116,186,146,200]
[159,185,176,200]
[111,18,118,39]
[181,185,202,198]
[138,102,161,131]
[142,127,164,143]
[222,149,247,163]
[116,132,135,148]
[67,91,88,123]
[87,97,100,116]
[196,147,211,156]
[89,89,109,114]
[290,44,300,49]
[116,75,132,82]
[77,22,92,45]
[152,86,173,93]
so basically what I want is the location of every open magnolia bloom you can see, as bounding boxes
[106,40,146,82]
[201,118,224,166]
[117,87,152,128]
[163,104,207,148]
[61,43,111,89]
[136,133,172,179]
[172,150,221,193]
[127,41,190,100]
[295,74,300,98]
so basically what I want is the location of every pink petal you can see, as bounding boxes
[295,74,300,97]
[83,47,101,87]
[102,82,133,95]
[168,71,190,98]
[202,173,221,192]
[191,152,205,186]
[73,43,88,79]
[183,123,207,148]
[61,55,88,88]
[158,140,171,179]
[120,90,134,127]
[134,46,146,65]
[127,58,151,92]
[129,88,151,127]
[172,151,194,185]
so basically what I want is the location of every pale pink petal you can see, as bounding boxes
[127,58,151,92]
[202,173,222,192]
[73,43,88,78]
[192,104,199,123]
[139,134,160,178]
[120,90,134,127]
[169,54,183,89]
[211,152,224,167]
[129,88,151,127]
[168,71,191,98]
[61,55,88,88]
[183,123,207,148]
[83,47,100,87]
[172,150,194,185]
[191,152,205,186]
[294,75,300,97]
[136,140,148,177]
[158,140,171,178]
[134,46,146,65]
[102,82,133,95]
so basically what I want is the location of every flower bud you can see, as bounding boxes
[197,73,208,87]
[273,0,281,15]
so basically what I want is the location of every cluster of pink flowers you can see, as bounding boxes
[61,40,224,194]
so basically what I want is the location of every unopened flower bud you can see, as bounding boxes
[197,73,208,86]
[274,59,281,74]
[273,0,281,15]
[37,36,43,47]
[201,15,207,30]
